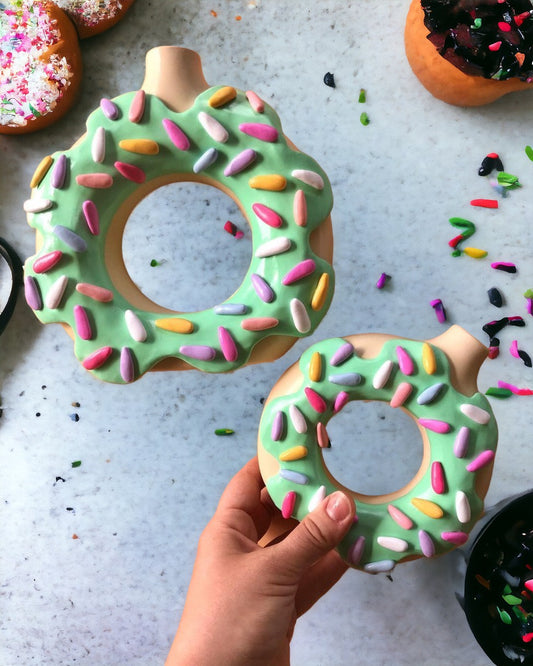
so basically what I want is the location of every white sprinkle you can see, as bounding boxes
[372,360,394,389]
[198,111,229,143]
[376,536,409,552]
[289,404,307,433]
[364,560,396,574]
[255,237,291,258]
[23,198,53,213]
[308,485,327,512]
[125,309,147,342]
[91,127,106,163]
[291,169,324,190]
[460,403,491,425]
[45,275,68,309]
[290,298,311,333]
[455,491,471,524]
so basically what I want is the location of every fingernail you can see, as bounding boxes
[325,492,352,522]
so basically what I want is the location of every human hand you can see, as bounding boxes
[165,456,355,666]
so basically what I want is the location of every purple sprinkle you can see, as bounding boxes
[51,154,67,189]
[53,226,87,253]
[224,148,256,177]
[24,276,42,310]
[120,347,134,382]
[491,262,517,273]
[100,98,119,120]
[179,345,216,361]
[418,530,435,558]
[376,272,390,289]
[271,411,284,441]
[454,426,470,458]
[251,273,274,302]
[330,342,354,366]
[430,299,446,323]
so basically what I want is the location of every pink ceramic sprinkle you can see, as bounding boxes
[73,305,92,340]
[281,491,296,519]
[282,259,316,285]
[76,283,113,302]
[76,173,113,189]
[291,169,324,190]
[293,189,307,227]
[271,411,285,441]
[466,449,495,472]
[245,90,265,113]
[51,154,67,189]
[241,317,279,331]
[100,97,119,120]
[24,276,42,310]
[441,531,469,545]
[82,346,112,370]
[91,127,105,163]
[317,421,330,448]
[510,339,520,358]
[390,382,413,408]
[162,118,190,150]
[304,387,327,413]
[488,41,502,51]
[498,21,511,31]
[179,345,216,361]
[239,122,278,142]
[430,298,446,323]
[223,220,244,239]
[376,273,390,289]
[333,391,349,413]
[115,161,146,184]
[224,148,257,176]
[418,418,451,434]
[128,90,146,123]
[418,530,435,557]
[218,326,238,362]
[33,251,62,274]
[431,461,446,494]
[387,505,413,530]
[120,347,135,382]
[348,536,365,566]
[252,203,282,228]
[396,346,414,375]
[82,200,100,235]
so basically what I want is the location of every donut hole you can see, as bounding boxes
[323,400,425,499]
[121,181,251,312]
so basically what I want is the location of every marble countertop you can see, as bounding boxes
[2,1,533,664]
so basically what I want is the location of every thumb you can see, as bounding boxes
[274,491,355,575]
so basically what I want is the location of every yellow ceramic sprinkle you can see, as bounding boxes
[411,497,444,519]
[30,155,53,188]
[155,318,194,334]
[463,247,488,259]
[208,86,237,108]
[422,343,436,375]
[279,445,308,462]
[248,174,287,191]
[119,139,160,155]
[311,273,330,311]
[309,351,322,382]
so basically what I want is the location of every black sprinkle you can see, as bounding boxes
[509,316,526,327]
[488,287,503,307]
[483,317,509,338]
[489,336,500,348]
[69,413,80,422]
[518,350,533,367]
[55,476,66,483]
[66,507,74,512]
[478,155,496,176]
[35,412,41,417]
[495,156,504,172]
[323,72,336,88]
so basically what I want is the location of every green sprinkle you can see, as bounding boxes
[486,387,512,398]
[451,249,462,257]
[215,428,234,436]
[150,259,161,267]
[502,593,523,606]
[524,289,533,298]
[360,112,370,126]
[449,217,476,235]
[358,88,366,103]
[525,145,533,162]
[497,172,521,189]
[29,103,41,118]
[71,460,82,468]
[497,607,513,625]
[472,17,482,29]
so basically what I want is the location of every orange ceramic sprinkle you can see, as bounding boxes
[311,273,330,311]
[463,247,488,259]
[309,351,322,382]
[411,497,444,519]
[119,139,160,155]
[155,318,194,334]
[30,155,53,188]
[422,343,437,375]
[249,174,287,191]
[208,86,237,108]
[279,445,308,462]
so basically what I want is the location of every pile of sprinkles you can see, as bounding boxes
[53,0,127,27]
[0,0,73,128]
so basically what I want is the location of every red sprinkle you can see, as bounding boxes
[470,199,498,209]
[224,221,244,239]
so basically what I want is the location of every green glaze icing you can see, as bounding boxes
[24,86,334,383]
[258,336,498,573]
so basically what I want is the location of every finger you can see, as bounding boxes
[272,491,355,578]
[294,550,349,617]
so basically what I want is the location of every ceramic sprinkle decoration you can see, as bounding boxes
[258,328,498,573]
[23,47,335,383]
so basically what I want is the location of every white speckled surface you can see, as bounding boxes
[2,1,533,664]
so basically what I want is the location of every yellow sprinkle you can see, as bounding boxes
[411,497,444,519]
[249,174,287,191]
[309,351,322,382]
[208,86,237,108]
[311,273,330,311]
[463,247,488,259]
[30,155,53,188]
[279,445,308,462]
[155,318,194,334]
[119,139,160,155]
[422,342,436,375]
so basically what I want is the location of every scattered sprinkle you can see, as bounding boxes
[486,387,513,398]
[463,247,488,259]
[488,287,503,307]
[497,172,521,189]
[525,145,533,161]
[471,198,498,209]
[71,460,82,468]
[224,220,244,239]
[478,153,504,176]
[358,88,366,103]
[430,298,446,323]
[491,262,517,273]
[360,112,370,126]
[376,272,391,289]
[215,428,234,436]
[150,259,162,267]
[323,72,335,88]
[69,413,80,422]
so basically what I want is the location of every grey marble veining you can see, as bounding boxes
[2,1,532,663]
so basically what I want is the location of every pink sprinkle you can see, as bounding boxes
[24,276,42,310]
[348,536,365,566]
[418,530,435,557]
[239,122,278,142]
[396,346,414,375]
[488,42,502,52]
[82,200,99,235]
[441,531,469,546]
[491,261,517,272]
[317,421,330,448]
[282,259,316,285]
[120,347,135,382]
[498,21,511,31]
[304,387,327,413]
[390,382,413,408]
[466,449,495,472]
[430,298,446,323]
[33,250,62,274]
[293,189,307,227]
[252,203,282,228]
[162,118,190,150]
[114,161,146,184]
[510,339,520,358]
[431,461,446,494]
[525,580,533,592]
[498,380,533,396]
[245,90,265,113]
[418,418,451,434]
[75,283,113,302]
[100,97,119,120]
[179,345,216,361]
[218,326,238,362]
[224,220,245,239]
[333,391,349,413]
[281,491,296,519]
[82,346,112,370]
[73,305,92,340]
[376,272,390,289]
[76,173,113,189]
[387,504,413,530]
[128,90,145,123]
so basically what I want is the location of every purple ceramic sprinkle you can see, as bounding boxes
[418,530,435,557]
[179,345,216,361]
[454,426,470,458]
[330,342,354,366]
[430,299,446,323]
[251,273,274,302]
[376,272,390,289]
[271,411,284,441]
[51,154,67,189]
[24,276,42,310]
[100,98,119,120]
[120,347,135,382]
[224,148,257,176]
